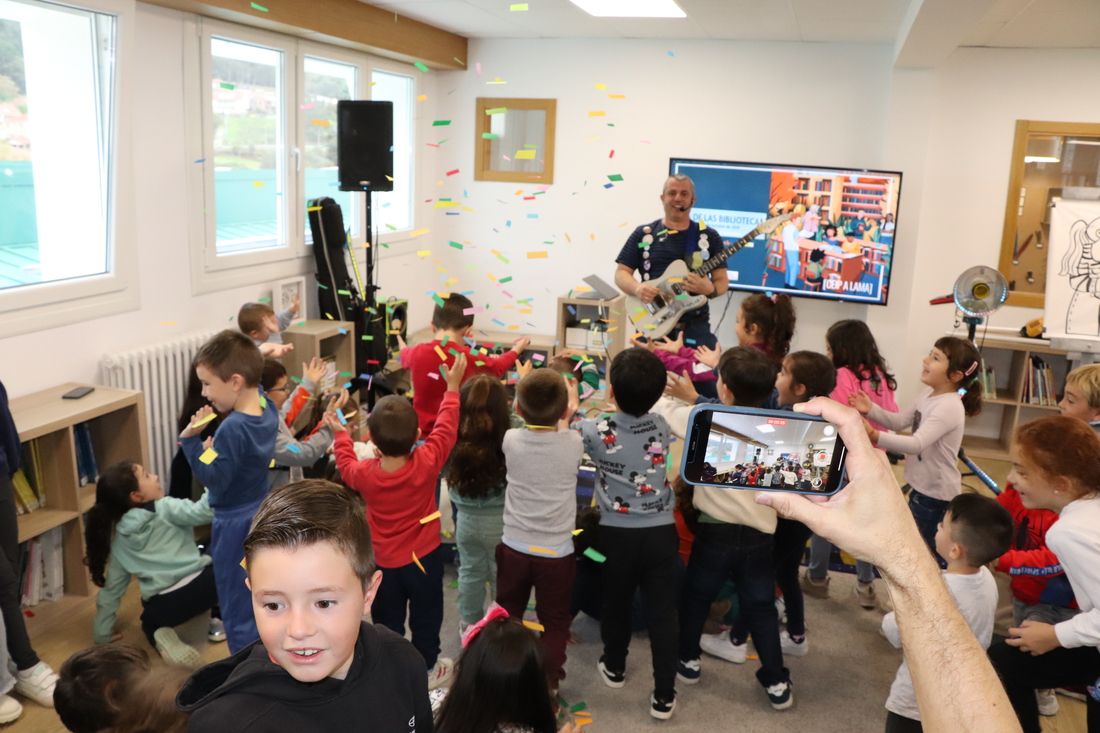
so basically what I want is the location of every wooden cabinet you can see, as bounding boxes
[8,384,148,635]
[555,295,627,373]
[960,336,1071,462]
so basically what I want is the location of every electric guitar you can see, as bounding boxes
[626,213,791,340]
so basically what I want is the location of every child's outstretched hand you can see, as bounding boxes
[695,343,721,369]
[654,332,684,353]
[848,391,873,415]
[325,388,350,414]
[665,370,699,404]
[443,353,468,391]
[323,411,347,433]
[516,359,534,379]
[511,336,531,354]
[565,374,580,416]
[303,356,327,386]
[180,405,214,439]
[289,295,301,318]
[259,342,294,358]
[630,337,655,351]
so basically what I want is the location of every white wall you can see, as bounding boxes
[427,38,894,358]
[0,3,441,398]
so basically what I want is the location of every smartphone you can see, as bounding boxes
[62,386,95,400]
[681,404,847,495]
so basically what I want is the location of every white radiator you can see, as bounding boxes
[101,331,220,482]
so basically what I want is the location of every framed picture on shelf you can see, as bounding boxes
[272,276,307,319]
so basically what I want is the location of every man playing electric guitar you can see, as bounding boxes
[614,173,728,357]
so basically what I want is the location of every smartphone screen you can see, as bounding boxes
[681,405,847,495]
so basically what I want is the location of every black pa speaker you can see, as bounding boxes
[337,100,394,192]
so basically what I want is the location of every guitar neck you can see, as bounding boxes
[696,226,762,276]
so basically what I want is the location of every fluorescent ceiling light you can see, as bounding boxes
[568,0,686,18]
[1024,156,1060,164]
[755,424,775,434]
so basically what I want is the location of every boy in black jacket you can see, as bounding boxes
[177,480,432,732]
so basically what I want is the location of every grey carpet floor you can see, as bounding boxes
[437,565,900,732]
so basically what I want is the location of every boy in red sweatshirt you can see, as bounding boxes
[400,293,528,435]
[328,354,467,691]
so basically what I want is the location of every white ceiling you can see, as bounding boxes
[369,0,1100,48]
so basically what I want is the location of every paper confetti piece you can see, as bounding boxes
[252,180,264,188]
[219,82,235,90]
[335,409,347,426]
[188,412,217,430]
[487,76,507,85]
[510,2,529,10]
[199,448,218,465]
[608,173,623,182]
[412,551,426,574]
[583,547,606,563]
[310,118,330,127]
[448,240,464,249]
[419,510,442,524]
[571,528,583,536]
[286,443,301,454]
[485,107,507,115]
[588,110,606,117]
[250,1,268,10]
[522,619,545,632]
[432,119,452,126]
[481,132,500,140]
[409,228,430,238]
[434,345,448,361]
[240,556,248,570]
[414,61,429,73]
[527,251,548,259]
[259,395,267,409]
[515,149,536,160]
[608,93,625,99]
[528,546,556,555]
[445,168,460,176]
[571,702,588,713]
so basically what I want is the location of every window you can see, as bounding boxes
[0,0,116,291]
[371,69,413,234]
[303,55,357,242]
[189,22,418,292]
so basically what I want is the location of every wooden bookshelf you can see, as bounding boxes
[555,295,627,379]
[959,335,1072,461]
[281,319,356,383]
[8,383,148,634]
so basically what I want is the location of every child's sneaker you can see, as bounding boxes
[780,632,808,657]
[0,694,21,723]
[207,617,227,643]
[650,692,676,720]
[676,658,701,685]
[855,581,877,609]
[597,657,625,688]
[1037,688,1059,716]
[800,572,830,599]
[427,657,454,690]
[699,630,747,664]
[766,680,794,710]
[13,661,59,707]
[154,627,203,668]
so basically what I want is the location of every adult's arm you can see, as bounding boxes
[756,397,1021,733]
[615,264,641,297]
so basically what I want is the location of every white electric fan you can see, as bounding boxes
[930,265,1010,342]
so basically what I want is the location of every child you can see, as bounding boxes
[169,370,222,500]
[272,355,330,428]
[883,493,1010,732]
[851,336,982,559]
[988,417,1100,732]
[804,319,898,606]
[179,330,279,653]
[86,461,221,666]
[435,607,574,733]
[548,352,601,402]
[665,293,796,405]
[260,358,341,490]
[754,351,836,658]
[446,374,523,632]
[55,644,188,733]
[1059,363,1100,428]
[329,354,467,688]
[581,348,679,719]
[178,479,433,730]
[496,368,583,692]
[636,333,718,399]
[677,347,795,710]
[803,249,826,291]
[400,292,529,435]
[238,297,298,347]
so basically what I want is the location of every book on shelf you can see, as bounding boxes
[10,470,39,515]
[19,527,64,608]
[73,423,99,486]
[1022,356,1058,407]
[979,366,997,400]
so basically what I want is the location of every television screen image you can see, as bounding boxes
[699,412,839,493]
[669,158,902,306]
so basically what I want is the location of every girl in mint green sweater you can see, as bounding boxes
[86,461,222,667]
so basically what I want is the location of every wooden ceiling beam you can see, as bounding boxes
[144,0,468,69]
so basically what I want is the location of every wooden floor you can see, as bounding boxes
[4,455,1090,731]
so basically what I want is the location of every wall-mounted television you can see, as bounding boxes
[669,158,902,306]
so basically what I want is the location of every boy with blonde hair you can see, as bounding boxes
[1059,363,1100,429]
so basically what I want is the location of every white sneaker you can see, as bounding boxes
[780,633,808,657]
[14,661,58,708]
[154,627,203,668]
[699,631,747,664]
[428,657,454,690]
[207,617,226,643]
[1037,688,1059,716]
[0,694,21,723]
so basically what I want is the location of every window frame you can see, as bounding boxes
[368,60,417,243]
[0,0,138,338]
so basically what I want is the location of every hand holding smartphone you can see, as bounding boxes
[680,404,848,496]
